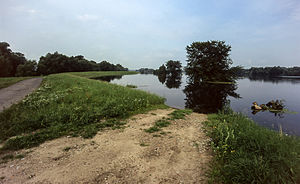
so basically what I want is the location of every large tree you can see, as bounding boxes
[0,42,26,77]
[165,60,182,75]
[185,40,233,83]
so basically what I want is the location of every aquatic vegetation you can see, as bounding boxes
[251,100,298,116]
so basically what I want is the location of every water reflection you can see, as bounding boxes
[158,73,166,84]
[91,75,123,82]
[248,76,300,84]
[184,82,240,113]
[157,72,182,89]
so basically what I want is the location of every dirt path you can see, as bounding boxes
[0,77,43,112]
[0,109,212,184]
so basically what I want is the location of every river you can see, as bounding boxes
[93,74,300,136]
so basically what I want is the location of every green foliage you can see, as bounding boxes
[0,72,165,150]
[0,77,33,89]
[169,109,192,120]
[185,40,233,83]
[246,66,300,78]
[204,110,300,184]
[16,60,38,77]
[145,119,170,133]
[37,52,128,75]
[165,60,182,75]
[145,109,191,133]
[0,42,27,77]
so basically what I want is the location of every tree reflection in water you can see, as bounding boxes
[184,81,240,113]
[157,72,182,89]
[91,75,123,82]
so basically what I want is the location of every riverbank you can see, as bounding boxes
[0,71,165,151]
[0,108,212,183]
[204,109,300,183]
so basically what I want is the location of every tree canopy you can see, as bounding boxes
[185,40,233,83]
[0,42,27,77]
[0,42,128,77]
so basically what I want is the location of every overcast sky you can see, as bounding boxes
[1,0,300,69]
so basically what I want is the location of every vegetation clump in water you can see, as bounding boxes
[251,100,297,116]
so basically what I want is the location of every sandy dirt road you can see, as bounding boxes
[0,109,212,184]
[0,78,43,112]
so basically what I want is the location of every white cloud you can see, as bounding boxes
[27,9,37,14]
[77,14,98,21]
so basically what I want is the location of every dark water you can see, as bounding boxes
[94,74,300,136]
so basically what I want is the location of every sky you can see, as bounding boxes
[1,0,300,69]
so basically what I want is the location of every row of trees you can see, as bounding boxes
[244,66,300,77]
[0,42,128,77]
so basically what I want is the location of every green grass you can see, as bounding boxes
[68,71,138,78]
[0,72,165,151]
[140,142,149,147]
[1,153,25,164]
[145,109,192,133]
[204,109,300,184]
[0,77,33,89]
[169,109,193,120]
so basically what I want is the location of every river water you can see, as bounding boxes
[93,74,300,136]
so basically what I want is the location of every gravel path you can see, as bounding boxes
[0,77,43,112]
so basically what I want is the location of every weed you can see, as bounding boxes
[15,154,25,159]
[145,119,171,133]
[63,147,72,152]
[155,120,171,128]
[153,134,161,137]
[145,126,161,133]
[204,110,300,184]
[140,142,149,147]
[169,109,193,120]
[1,154,14,160]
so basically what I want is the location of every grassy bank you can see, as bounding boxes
[68,71,138,78]
[204,109,300,183]
[0,77,33,89]
[0,72,165,150]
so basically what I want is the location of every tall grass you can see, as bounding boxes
[0,72,165,150]
[0,77,33,89]
[204,109,300,184]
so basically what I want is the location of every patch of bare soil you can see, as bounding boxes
[0,109,212,184]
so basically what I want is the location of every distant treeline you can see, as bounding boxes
[0,42,128,77]
[234,66,300,78]
[137,68,155,74]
